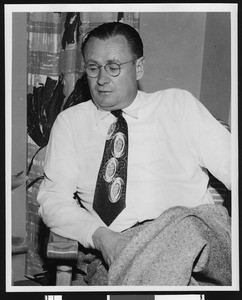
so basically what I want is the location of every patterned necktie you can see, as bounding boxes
[93,110,128,226]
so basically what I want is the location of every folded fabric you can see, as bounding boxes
[108,204,231,286]
[72,245,108,286]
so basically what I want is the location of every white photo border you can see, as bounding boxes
[5,3,239,293]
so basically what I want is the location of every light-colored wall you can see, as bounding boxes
[12,12,27,282]
[139,12,206,98]
[200,12,231,123]
[139,12,231,123]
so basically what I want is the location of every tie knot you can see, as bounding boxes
[111,110,123,118]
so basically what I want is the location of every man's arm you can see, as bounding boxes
[176,90,231,190]
[37,113,105,248]
[196,101,230,190]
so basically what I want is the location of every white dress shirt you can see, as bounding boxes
[37,88,231,248]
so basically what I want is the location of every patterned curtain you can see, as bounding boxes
[25,11,140,282]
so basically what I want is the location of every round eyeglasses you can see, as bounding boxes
[84,59,136,78]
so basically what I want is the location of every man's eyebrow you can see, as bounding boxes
[107,58,120,63]
[85,59,99,65]
[85,59,120,65]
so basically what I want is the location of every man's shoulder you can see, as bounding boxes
[139,88,199,122]
[141,88,195,108]
[154,88,192,99]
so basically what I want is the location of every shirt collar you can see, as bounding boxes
[94,91,142,125]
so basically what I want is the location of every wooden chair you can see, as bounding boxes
[47,232,78,285]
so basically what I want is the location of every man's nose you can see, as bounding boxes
[97,67,110,85]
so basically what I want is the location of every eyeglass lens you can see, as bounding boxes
[85,60,135,78]
[86,62,120,77]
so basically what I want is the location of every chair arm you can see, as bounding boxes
[47,231,78,260]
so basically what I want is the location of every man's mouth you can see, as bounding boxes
[98,90,113,95]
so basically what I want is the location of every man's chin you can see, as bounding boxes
[94,99,120,111]
[98,105,119,112]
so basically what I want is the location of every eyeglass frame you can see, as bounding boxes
[84,59,137,78]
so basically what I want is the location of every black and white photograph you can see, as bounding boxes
[5,3,239,294]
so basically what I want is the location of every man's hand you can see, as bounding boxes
[92,227,130,266]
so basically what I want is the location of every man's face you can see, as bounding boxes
[83,35,144,111]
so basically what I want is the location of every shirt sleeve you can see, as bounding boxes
[173,89,231,190]
[37,112,106,248]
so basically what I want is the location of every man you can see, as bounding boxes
[37,22,231,284]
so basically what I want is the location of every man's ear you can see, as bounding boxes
[136,56,145,80]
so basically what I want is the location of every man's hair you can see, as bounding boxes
[81,22,143,59]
